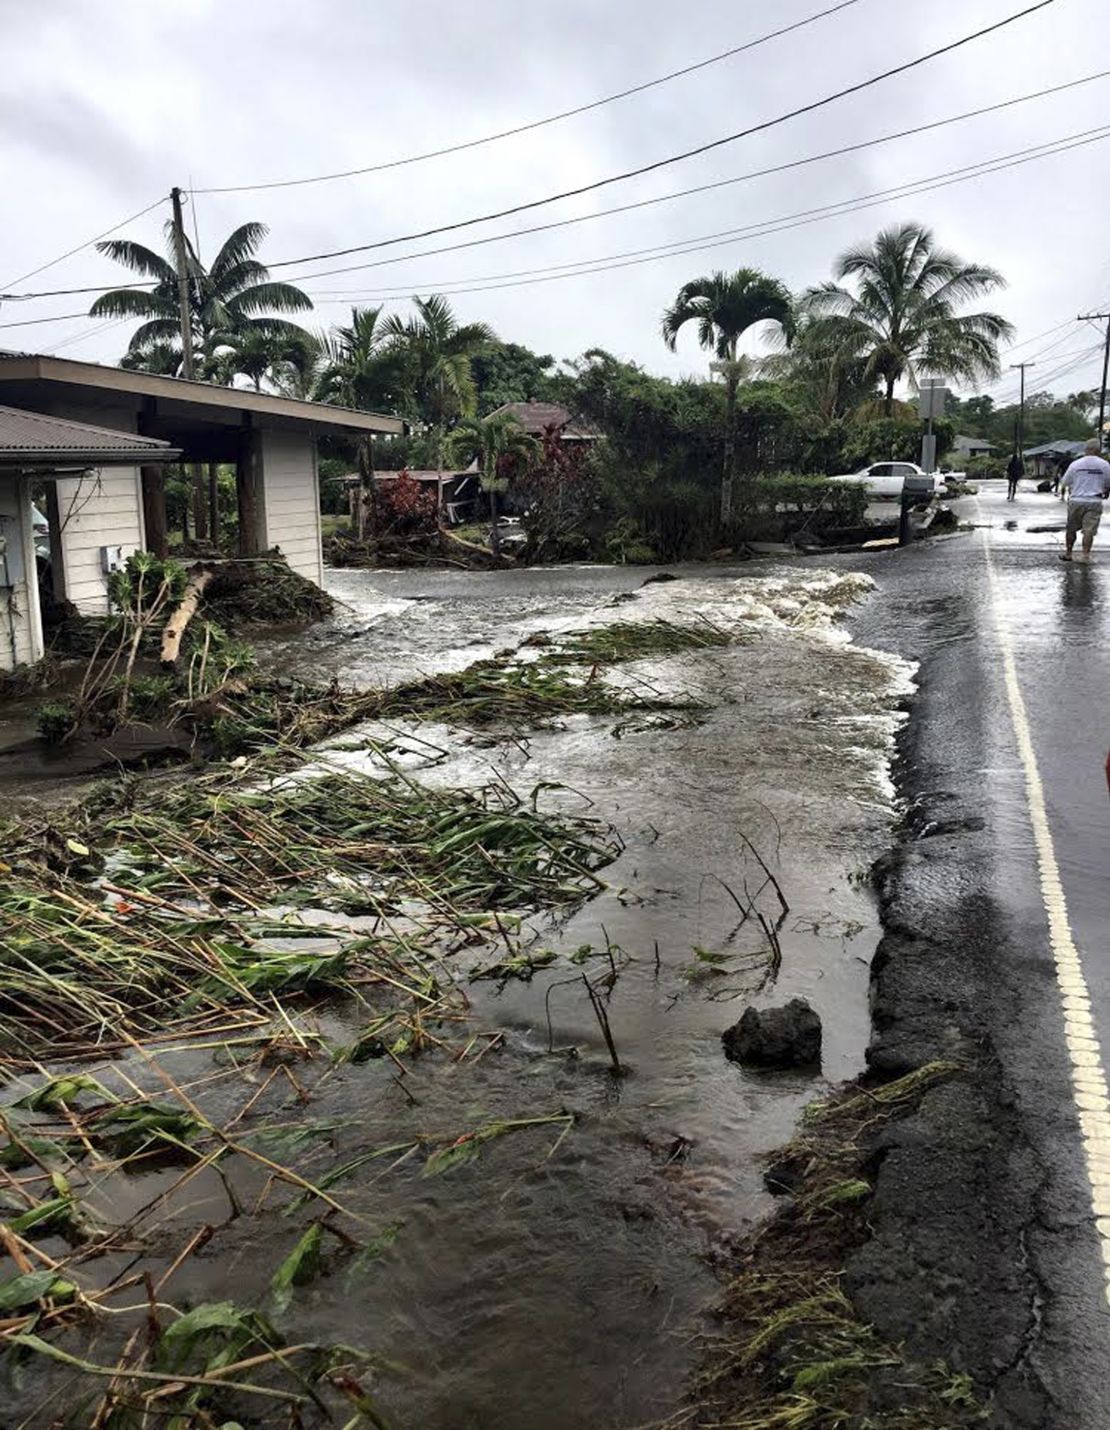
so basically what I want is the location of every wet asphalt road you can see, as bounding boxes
[848,479,1110,1426]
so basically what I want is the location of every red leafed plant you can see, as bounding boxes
[515,426,598,560]
[377,470,439,534]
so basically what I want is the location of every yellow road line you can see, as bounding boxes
[981,519,1110,1303]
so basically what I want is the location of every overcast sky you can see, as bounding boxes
[3,0,1109,406]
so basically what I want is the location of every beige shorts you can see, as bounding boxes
[1066,502,1102,540]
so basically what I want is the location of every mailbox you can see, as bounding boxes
[902,474,935,502]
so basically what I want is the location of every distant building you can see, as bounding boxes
[1022,440,1086,479]
[485,401,602,442]
[952,434,994,459]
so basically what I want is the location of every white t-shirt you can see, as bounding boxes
[1062,455,1110,502]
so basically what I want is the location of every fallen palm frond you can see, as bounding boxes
[181,652,702,753]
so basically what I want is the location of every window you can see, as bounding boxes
[869,463,894,476]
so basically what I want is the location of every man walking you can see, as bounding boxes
[1060,439,1110,562]
[1006,450,1024,501]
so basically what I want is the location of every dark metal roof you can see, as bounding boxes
[1022,440,1086,458]
[0,404,179,466]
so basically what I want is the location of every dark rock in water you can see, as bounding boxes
[722,998,822,1070]
[640,571,679,585]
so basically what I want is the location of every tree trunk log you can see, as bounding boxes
[161,566,213,667]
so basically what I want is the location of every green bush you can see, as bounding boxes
[964,453,1006,481]
[37,700,77,745]
[737,473,869,540]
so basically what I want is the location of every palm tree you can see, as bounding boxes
[314,307,405,538]
[218,328,321,394]
[91,221,313,541]
[662,268,795,522]
[383,296,496,514]
[448,412,537,556]
[91,221,313,379]
[801,223,1013,418]
[760,315,879,423]
[315,306,400,410]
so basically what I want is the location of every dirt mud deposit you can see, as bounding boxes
[0,564,914,1429]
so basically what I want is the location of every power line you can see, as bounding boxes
[0,196,167,292]
[1003,316,1078,353]
[258,0,1055,273]
[991,342,1105,401]
[11,122,1107,336]
[291,127,1110,304]
[7,63,1105,304]
[272,69,1110,286]
[0,309,97,330]
[191,0,864,195]
[44,317,130,356]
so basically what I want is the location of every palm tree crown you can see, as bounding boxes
[447,411,537,555]
[314,305,401,411]
[90,221,313,380]
[661,268,796,362]
[383,295,496,431]
[801,222,1013,415]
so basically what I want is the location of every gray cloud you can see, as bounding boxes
[3,0,1108,401]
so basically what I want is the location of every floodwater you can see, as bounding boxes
[5,561,914,1430]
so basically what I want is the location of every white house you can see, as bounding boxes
[952,434,994,460]
[0,353,402,670]
[0,405,180,669]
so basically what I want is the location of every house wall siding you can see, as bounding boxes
[0,475,44,670]
[259,430,323,585]
[50,405,145,615]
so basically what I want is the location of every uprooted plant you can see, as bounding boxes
[36,552,256,746]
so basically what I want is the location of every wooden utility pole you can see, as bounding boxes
[170,186,207,540]
[1077,312,1110,450]
[169,188,195,380]
[1009,361,1036,456]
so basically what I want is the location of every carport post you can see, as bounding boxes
[236,420,263,556]
[138,398,168,557]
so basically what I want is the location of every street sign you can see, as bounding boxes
[917,378,948,421]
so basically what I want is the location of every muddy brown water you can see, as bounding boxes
[4,562,913,1429]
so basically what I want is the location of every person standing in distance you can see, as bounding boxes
[1006,450,1024,501]
[1060,439,1110,562]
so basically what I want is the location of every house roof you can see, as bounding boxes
[0,353,403,438]
[486,400,602,439]
[0,403,180,468]
[1022,440,1086,458]
[955,433,994,448]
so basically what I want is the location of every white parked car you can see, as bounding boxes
[826,461,957,499]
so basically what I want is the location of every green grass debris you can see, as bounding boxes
[678,1061,984,1429]
[0,766,619,1063]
